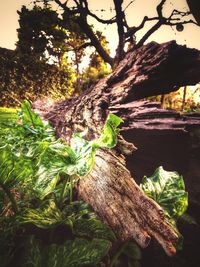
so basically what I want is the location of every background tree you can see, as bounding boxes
[39,0,199,68]
[35,0,198,110]
[0,47,74,107]
[79,31,111,91]
[16,5,69,65]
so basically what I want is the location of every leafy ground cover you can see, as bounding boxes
[0,101,189,267]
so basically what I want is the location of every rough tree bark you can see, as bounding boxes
[35,41,200,257]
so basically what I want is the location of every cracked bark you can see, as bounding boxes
[35,41,200,256]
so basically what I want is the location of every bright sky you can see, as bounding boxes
[0,0,200,55]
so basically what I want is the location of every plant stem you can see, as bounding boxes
[59,175,69,206]
[0,182,18,214]
[69,176,73,204]
[109,242,128,267]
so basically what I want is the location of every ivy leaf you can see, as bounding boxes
[95,114,123,148]
[22,236,111,267]
[69,114,123,177]
[123,242,142,260]
[140,166,188,220]
[16,201,62,229]
[0,145,33,189]
[73,218,116,242]
[33,154,64,199]
[46,238,111,267]
[70,134,96,176]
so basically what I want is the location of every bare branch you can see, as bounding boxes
[125,0,165,43]
[75,16,114,66]
[76,41,92,51]
[135,21,162,49]
[165,8,198,26]
[128,0,197,49]
[54,0,114,67]
[113,0,126,63]
[166,19,198,26]
[76,0,116,24]
[87,11,116,24]
[125,16,159,38]
[157,0,167,18]
[123,0,136,12]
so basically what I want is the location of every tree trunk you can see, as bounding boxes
[34,41,200,256]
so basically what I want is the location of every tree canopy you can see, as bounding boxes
[34,0,199,67]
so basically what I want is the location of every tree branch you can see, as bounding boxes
[128,0,197,49]
[135,21,162,48]
[125,16,159,38]
[82,0,117,24]
[113,0,126,64]
[76,16,114,66]
[157,0,167,18]
[55,0,114,67]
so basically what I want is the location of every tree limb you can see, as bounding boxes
[113,0,126,64]
[125,16,159,38]
[83,0,117,24]
[55,0,114,67]
[135,21,162,48]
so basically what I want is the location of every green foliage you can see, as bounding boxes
[0,102,190,267]
[140,166,188,220]
[0,101,122,267]
[95,114,123,149]
[0,4,112,106]
[0,48,75,107]
[73,218,116,242]
[20,100,44,127]
[140,166,188,252]
[0,101,123,200]
[17,5,68,63]
[79,32,111,92]
[21,236,111,267]
[16,200,62,229]
[109,241,142,267]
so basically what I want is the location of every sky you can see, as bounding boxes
[0,0,200,55]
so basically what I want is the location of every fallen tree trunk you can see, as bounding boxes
[116,100,200,203]
[35,41,200,256]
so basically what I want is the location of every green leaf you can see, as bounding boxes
[0,107,18,126]
[95,114,123,148]
[0,231,15,267]
[0,144,33,188]
[46,238,111,267]
[21,236,43,267]
[68,114,123,177]
[21,100,44,128]
[62,201,96,220]
[140,166,188,220]
[22,237,111,267]
[73,218,116,242]
[70,134,96,176]
[33,160,62,199]
[123,242,142,260]
[16,200,62,229]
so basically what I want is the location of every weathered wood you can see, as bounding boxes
[117,100,200,210]
[78,149,178,256]
[35,41,200,256]
[40,41,200,139]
